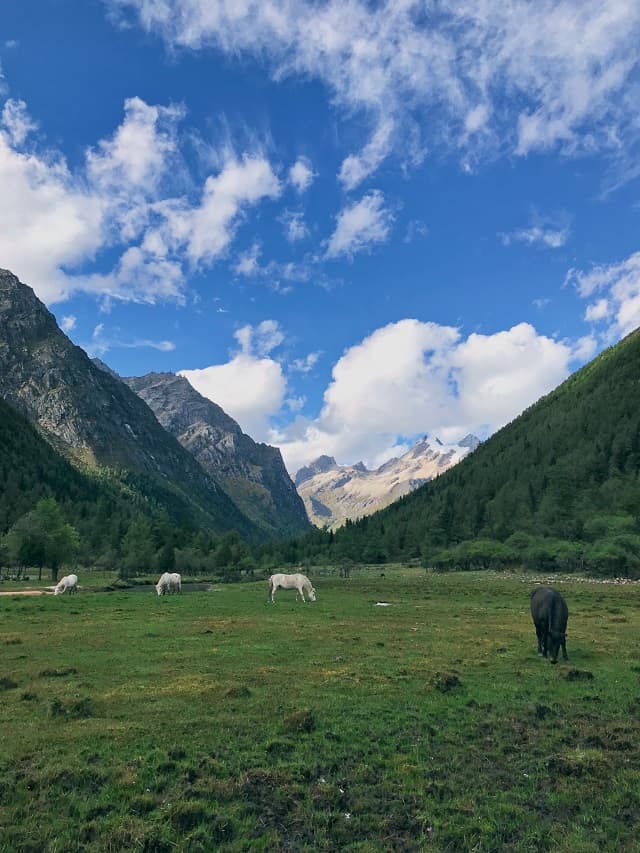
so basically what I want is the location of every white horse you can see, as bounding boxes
[268,572,316,603]
[156,572,182,596]
[54,574,78,595]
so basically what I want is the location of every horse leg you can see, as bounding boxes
[299,585,306,602]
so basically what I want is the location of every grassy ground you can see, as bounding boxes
[0,569,639,852]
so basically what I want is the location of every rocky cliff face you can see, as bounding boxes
[295,435,480,529]
[0,268,254,536]
[123,372,310,537]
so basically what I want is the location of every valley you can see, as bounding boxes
[0,568,638,851]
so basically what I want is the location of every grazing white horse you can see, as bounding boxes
[156,572,182,596]
[54,574,78,595]
[268,572,316,603]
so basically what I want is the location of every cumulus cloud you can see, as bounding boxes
[272,319,581,473]
[325,190,392,259]
[108,0,640,181]
[0,130,104,303]
[289,157,315,192]
[60,315,77,333]
[567,251,640,339]
[0,92,282,305]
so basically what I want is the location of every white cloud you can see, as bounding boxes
[281,209,308,242]
[464,104,490,135]
[325,190,392,259]
[108,0,640,180]
[60,315,77,332]
[86,322,175,356]
[0,131,104,303]
[76,246,185,304]
[290,351,320,373]
[1,99,38,145]
[584,298,610,322]
[182,155,281,265]
[289,157,315,192]
[234,319,284,357]
[338,119,393,190]
[234,242,262,276]
[501,224,569,249]
[86,97,182,198]
[567,251,640,338]
[273,319,578,472]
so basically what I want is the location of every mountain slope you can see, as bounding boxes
[265,328,640,574]
[0,269,255,538]
[295,435,478,529]
[334,328,640,567]
[123,372,310,538]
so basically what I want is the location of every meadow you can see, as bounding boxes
[0,569,639,852]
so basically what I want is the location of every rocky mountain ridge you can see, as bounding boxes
[295,434,480,529]
[122,371,310,537]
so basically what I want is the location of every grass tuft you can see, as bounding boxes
[39,666,78,678]
[224,685,252,699]
[283,708,316,733]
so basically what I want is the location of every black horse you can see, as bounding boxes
[530,587,569,664]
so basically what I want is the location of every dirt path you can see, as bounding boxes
[0,588,52,596]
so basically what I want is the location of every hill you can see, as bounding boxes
[264,328,640,575]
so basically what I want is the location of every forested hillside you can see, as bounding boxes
[0,396,254,577]
[261,328,640,576]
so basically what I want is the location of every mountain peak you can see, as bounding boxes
[294,455,337,486]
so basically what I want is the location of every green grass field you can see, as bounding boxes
[1,569,639,852]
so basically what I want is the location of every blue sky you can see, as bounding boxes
[1,0,640,473]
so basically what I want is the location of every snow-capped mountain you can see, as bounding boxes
[295,435,480,529]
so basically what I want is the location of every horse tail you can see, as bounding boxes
[267,576,274,601]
